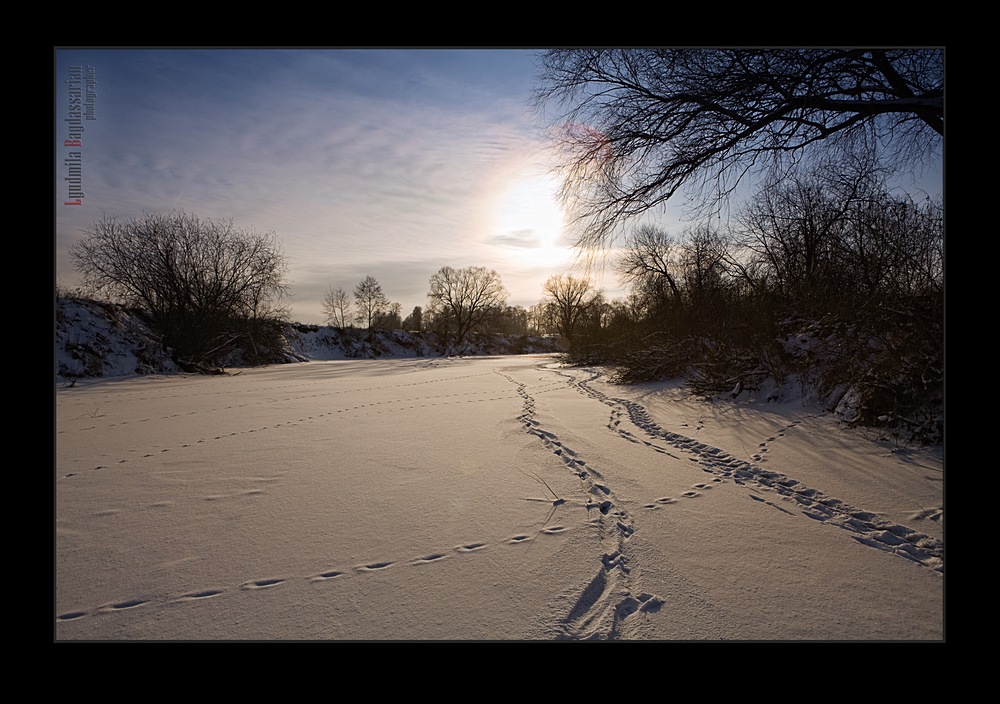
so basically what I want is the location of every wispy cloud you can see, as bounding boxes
[55,49,605,322]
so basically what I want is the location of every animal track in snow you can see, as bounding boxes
[107,599,146,611]
[178,589,224,600]
[240,578,285,590]
[559,367,945,574]
[57,522,568,625]
[311,571,344,581]
[57,610,88,621]
[72,383,521,469]
[456,543,486,552]
[511,370,653,640]
[412,553,449,564]
[643,496,677,509]
[356,562,393,572]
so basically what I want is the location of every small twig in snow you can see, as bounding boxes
[517,467,564,505]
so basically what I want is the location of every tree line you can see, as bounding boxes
[64,193,942,441]
[64,49,943,440]
[66,211,597,365]
[321,267,602,352]
[562,165,943,437]
[530,47,944,442]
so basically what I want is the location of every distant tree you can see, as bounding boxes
[495,305,529,337]
[402,305,423,332]
[842,192,943,301]
[678,226,729,310]
[375,302,403,330]
[322,286,353,328]
[427,266,508,348]
[542,274,599,342]
[529,301,557,336]
[70,211,288,365]
[616,225,683,309]
[354,275,389,330]
[533,49,944,247]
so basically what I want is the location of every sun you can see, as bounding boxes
[493,172,572,270]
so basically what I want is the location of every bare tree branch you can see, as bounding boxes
[533,48,944,248]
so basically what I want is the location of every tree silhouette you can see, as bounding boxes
[71,211,288,365]
[322,286,352,328]
[533,48,944,248]
[403,306,423,332]
[542,274,598,342]
[616,225,683,307]
[354,275,389,330]
[427,266,508,348]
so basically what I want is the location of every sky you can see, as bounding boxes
[55,296,944,640]
[54,48,629,325]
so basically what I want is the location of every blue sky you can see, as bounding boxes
[55,48,616,324]
[55,48,942,326]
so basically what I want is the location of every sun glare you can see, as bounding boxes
[494,173,572,270]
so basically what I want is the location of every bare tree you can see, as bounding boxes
[736,175,851,302]
[542,274,598,342]
[678,226,730,309]
[70,211,288,365]
[735,165,943,308]
[843,193,943,300]
[322,286,353,328]
[533,49,944,247]
[427,266,508,348]
[354,275,389,330]
[616,225,684,308]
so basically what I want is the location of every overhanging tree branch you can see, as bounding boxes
[533,48,944,248]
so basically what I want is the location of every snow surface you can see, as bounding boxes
[55,351,943,641]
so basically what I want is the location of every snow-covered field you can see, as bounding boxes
[55,355,943,640]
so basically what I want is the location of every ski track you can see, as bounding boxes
[553,366,944,576]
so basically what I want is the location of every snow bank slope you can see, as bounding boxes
[55,297,562,380]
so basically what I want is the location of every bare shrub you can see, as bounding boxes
[71,211,289,367]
